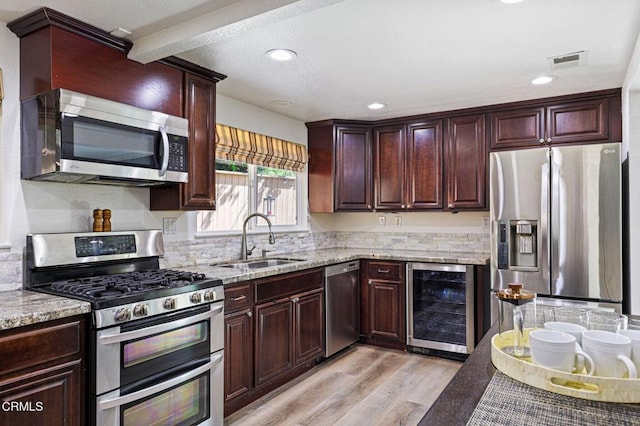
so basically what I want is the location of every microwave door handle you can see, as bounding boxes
[99,353,223,410]
[158,125,169,177]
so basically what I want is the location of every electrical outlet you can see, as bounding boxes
[378,216,386,226]
[163,217,177,235]
[394,216,402,226]
[482,216,490,230]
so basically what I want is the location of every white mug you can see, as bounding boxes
[529,329,594,375]
[544,321,587,346]
[582,330,637,378]
[618,329,640,372]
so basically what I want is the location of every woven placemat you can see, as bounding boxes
[466,371,640,425]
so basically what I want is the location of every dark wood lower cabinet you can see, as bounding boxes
[254,298,295,387]
[224,269,324,417]
[224,308,253,404]
[360,260,406,350]
[0,315,86,426]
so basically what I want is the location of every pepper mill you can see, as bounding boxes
[92,209,103,232]
[102,209,112,232]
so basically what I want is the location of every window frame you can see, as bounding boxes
[194,162,309,237]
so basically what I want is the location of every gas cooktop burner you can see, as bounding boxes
[44,269,220,308]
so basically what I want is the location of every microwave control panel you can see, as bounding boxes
[167,137,188,172]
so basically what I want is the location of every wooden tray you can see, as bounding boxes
[491,330,640,403]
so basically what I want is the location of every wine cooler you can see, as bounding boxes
[407,263,475,354]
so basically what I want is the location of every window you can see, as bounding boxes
[197,160,306,233]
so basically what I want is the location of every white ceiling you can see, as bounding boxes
[3,0,640,122]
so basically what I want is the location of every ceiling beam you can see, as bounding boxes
[127,0,346,64]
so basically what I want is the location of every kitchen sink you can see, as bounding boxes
[214,258,304,270]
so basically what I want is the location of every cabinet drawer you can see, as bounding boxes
[255,269,323,304]
[0,318,83,377]
[366,261,403,280]
[225,282,252,311]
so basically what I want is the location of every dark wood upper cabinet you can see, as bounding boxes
[490,91,621,150]
[490,106,545,150]
[11,14,182,115]
[150,73,218,210]
[307,121,373,212]
[374,125,406,210]
[373,121,444,211]
[446,114,487,210]
[407,120,444,209]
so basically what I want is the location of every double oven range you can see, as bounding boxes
[25,230,224,426]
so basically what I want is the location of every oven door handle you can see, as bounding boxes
[99,353,223,410]
[99,306,223,345]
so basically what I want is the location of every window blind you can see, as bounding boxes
[215,124,308,172]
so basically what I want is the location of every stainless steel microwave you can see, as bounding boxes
[21,89,189,186]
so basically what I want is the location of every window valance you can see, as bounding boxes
[215,124,308,172]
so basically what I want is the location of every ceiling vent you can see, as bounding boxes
[547,50,587,70]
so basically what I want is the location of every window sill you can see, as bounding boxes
[194,227,310,239]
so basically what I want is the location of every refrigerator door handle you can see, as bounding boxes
[540,159,550,281]
[550,150,561,283]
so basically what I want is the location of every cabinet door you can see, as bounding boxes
[150,73,217,210]
[182,73,217,209]
[374,124,406,210]
[490,106,545,150]
[224,309,253,405]
[546,98,609,144]
[368,279,405,343]
[335,126,373,211]
[254,299,294,388]
[446,114,487,210]
[406,120,443,209]
[293,289,324,364]
[0,360,83,426]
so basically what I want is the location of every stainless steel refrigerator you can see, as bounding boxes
[490,142,622,311]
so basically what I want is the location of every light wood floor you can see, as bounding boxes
[224,344,462,426]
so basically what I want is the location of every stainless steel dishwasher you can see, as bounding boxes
[324,261,360,357]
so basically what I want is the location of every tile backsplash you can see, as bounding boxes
[0,230,489,291]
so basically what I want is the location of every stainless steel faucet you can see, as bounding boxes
[240,213,276,260]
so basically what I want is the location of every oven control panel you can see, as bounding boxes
[95,284,224,328]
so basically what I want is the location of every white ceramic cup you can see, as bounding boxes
[582,330,637,378]
[529,329,594,375]
[544,321,587,346]
[618,329,640,373]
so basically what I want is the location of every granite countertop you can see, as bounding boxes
[0,248,488,332]
[182,247,490,286]
[0,290,91,331]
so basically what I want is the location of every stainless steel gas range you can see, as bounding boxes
[25,230,224,426]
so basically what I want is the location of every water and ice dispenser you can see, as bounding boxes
[496,219,538,271]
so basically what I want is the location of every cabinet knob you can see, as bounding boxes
[448,203,454,208]
[292,297,300,303]
[367,205,372,209]
[546,137,552,143]
[539,138,545,144]
[401,205,406,209]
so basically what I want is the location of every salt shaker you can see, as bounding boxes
[92,209,103,232]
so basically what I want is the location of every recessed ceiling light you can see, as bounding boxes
[501,0,524,4]
[270,100,292,108]
[368,102,387,110]
[531,75,557,85]
[265,49,297,62]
